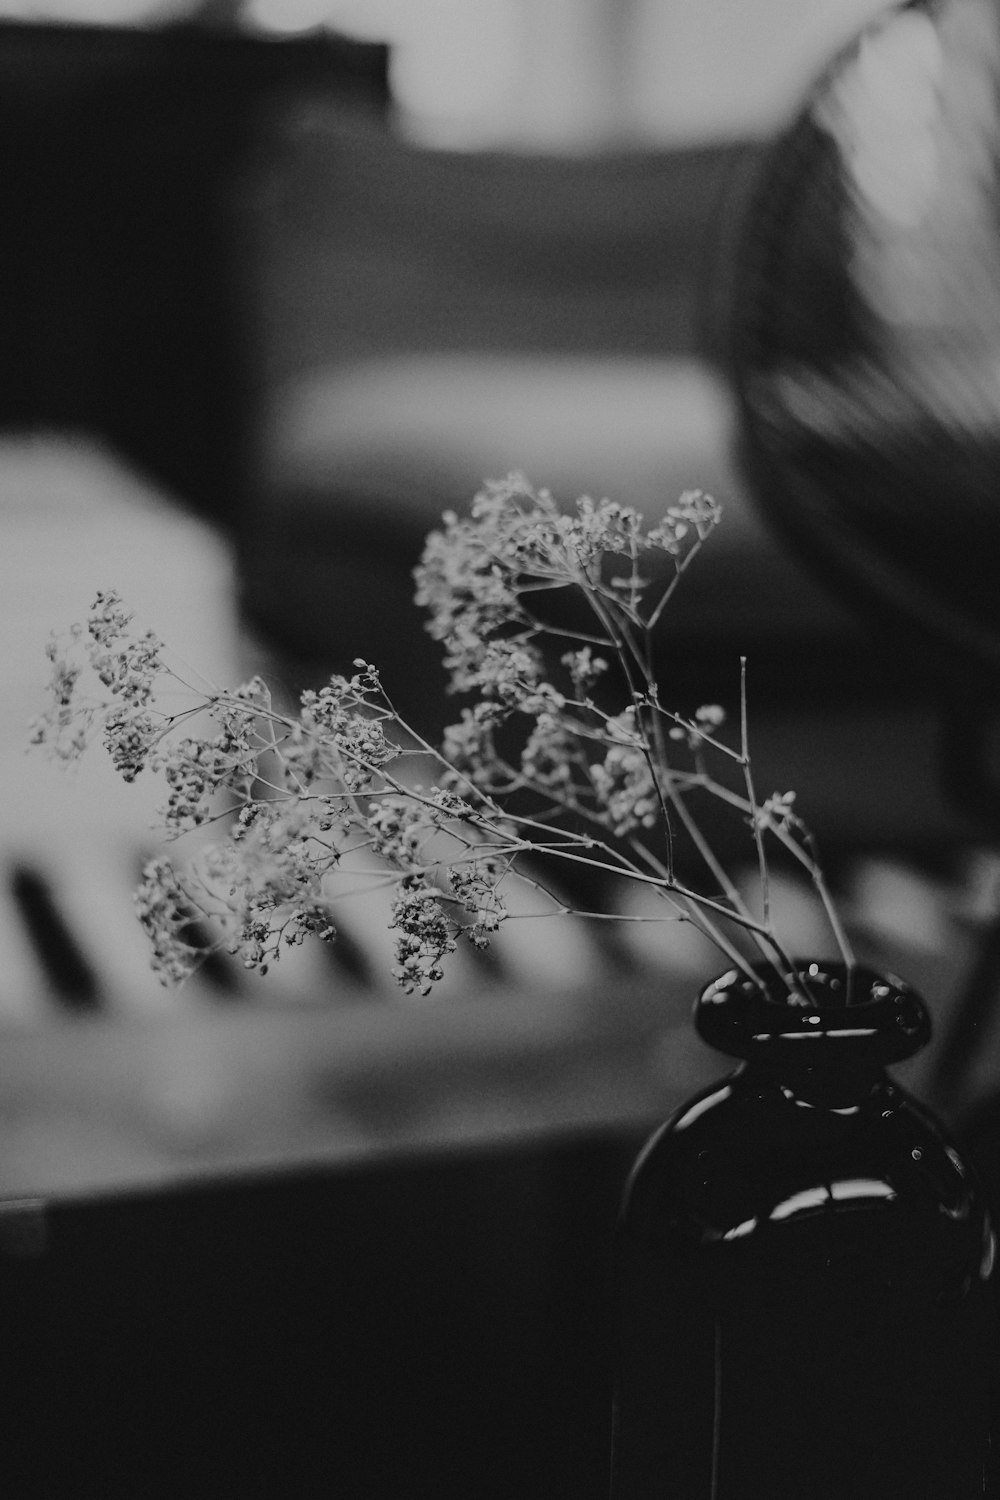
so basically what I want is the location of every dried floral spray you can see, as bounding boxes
[31,476,852,997]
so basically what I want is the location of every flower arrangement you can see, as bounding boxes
[31,473,852,998]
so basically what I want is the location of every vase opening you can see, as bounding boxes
[695,960,932,1069]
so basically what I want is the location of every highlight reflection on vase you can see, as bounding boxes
[610,965,997,1499]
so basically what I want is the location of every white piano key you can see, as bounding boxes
[488,867,608,991]
[734,865,844,962]
[612,877,728,979]
[845,857,952,955]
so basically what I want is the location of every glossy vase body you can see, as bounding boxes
[610,965,997,1499]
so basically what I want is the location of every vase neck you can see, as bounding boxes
[740,1052,890,1110]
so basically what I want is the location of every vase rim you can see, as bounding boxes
[706,959,907,1006]
[695,960,931,1063]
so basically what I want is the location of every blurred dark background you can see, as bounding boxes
[3,1,1000,1495]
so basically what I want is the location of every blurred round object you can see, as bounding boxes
[728,0,1000,676]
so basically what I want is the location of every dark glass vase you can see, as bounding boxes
[610,963,997,1499]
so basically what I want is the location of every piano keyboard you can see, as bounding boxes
[0,803,999,1203]
[1,826,997,1026]
[0,839,680,1018]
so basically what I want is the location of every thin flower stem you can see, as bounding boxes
[645,535,706,632]
[584,589,774,947]
[582,585,677,876]
[657,710,745,763]
[771,822,856,981]
[741,658,771,930]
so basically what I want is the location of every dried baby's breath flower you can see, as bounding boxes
[34,478,851,997]
[134,856,204,986]
[389,879,457,997]
[755,790,799,833]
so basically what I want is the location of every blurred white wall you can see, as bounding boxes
[247,0,896,148]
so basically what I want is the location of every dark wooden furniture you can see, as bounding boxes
[0,19,388,525]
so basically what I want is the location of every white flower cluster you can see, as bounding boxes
[647,489,723,554]
[30,589,165,773]
[589,710,659,837]
[133,856,203,986]
[33,477,850,996]
[389,880,457,996]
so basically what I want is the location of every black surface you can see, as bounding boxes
[0,1131,640,1499]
